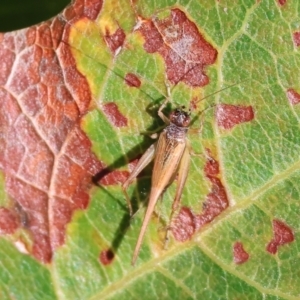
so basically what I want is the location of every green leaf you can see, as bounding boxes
[1,0,300,299]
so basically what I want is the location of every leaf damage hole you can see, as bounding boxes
[286,88,300,105]
[216,104,254,130]
[102,102,128,127]
[138,8,217,87]
[125,73,141,88]
[233,241,249,264]
[104,27,126,55]
[99,249,115,265]
[266,219,294,254]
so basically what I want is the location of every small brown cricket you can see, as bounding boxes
[122,97,192,265]
[122,82,246,265]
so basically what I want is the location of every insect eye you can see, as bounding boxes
[182,117,190,127]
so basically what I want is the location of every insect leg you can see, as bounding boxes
[164,143,191,246]
[158,98,170,124]
[172,143,191,212]
[131,186,162,265]
[158,80,172,124]
[122,142,157,216]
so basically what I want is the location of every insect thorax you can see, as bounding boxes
[165,123,188,142]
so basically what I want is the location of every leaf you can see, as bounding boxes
[1,0,300,299]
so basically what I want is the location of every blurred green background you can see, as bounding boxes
[0,0,71,32]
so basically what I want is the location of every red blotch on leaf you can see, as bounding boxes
[195,177,229,229]
[100,170,129,186]
[95,158,138,186]
[286,88,300,105]
[266,219,294,254]
[172,207,196,242]
[0,207,20,234]
[0,42,15,85]
[0,0,104,263]
[204,156,219,177]
[63,0,102,21]
[82,0,103,20]
[172,154,229,241]
[233,242,249,264]
[125,73,141,88]
[196,155,228,229]
[293,32,300,47]
[189,97,199,111]
[277,0,287,5]
[102,102,128,127]
[6,177,53,262]
[99,249,115,265]
[139,8,217,87]
[216,104,254,130]
[104,27,126,54]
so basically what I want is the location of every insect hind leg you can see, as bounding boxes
[164,144,191,249]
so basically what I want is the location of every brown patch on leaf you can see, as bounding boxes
[128,158,139,172]
[266,219,294,254]
[233,241,249,264]
[102,102,128,127]
[64,0,102,21]
[172,207,196,242]
[0,41,15,85]
[139,8,217,87]
[204,156,219,177]
[99,249,115,265]
[189,97,199,111]
[5,177,53,262]
[293,32,300,47]
[0,0,103,263]
[100,170,129,186]
[125,73,141,88]
[216,104,254,130]
[277,0,287,5]
[196,155,228,228]
[104,27,126,54]
[287,88,300,105]
[0,207,20,234]
[195,177,229,229]
[172,154,229,241]
[82,0,103,20]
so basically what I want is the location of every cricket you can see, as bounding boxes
[122,82,242,265]
[122,95,192,265]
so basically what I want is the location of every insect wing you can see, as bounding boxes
[172,142,191,211]
[132,129,187,264]
[151,130,187,191]
[122,142,157,215]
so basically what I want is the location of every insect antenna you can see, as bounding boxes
[193,79,249,105]
[49,12,249,129]
[46,14,170,101]
[189,79,250,125]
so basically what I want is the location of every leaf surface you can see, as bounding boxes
[1,0,300,299]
